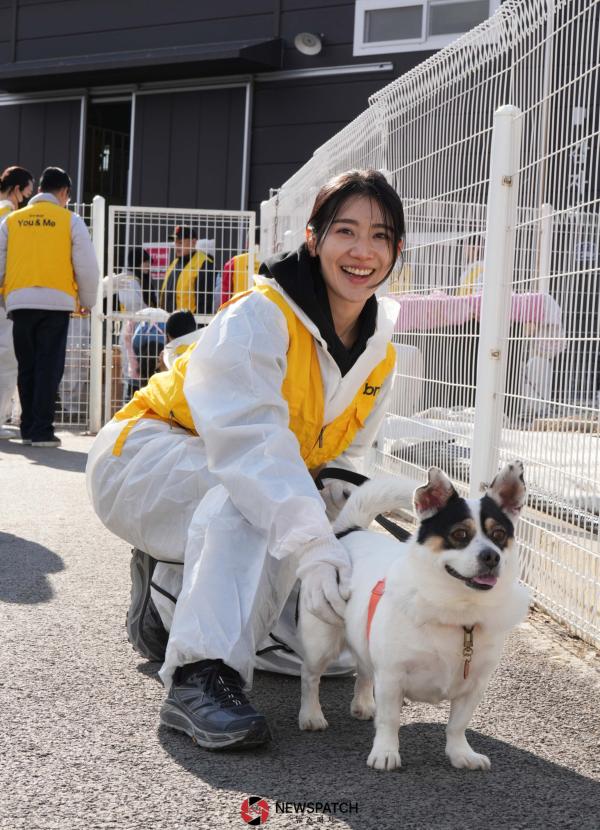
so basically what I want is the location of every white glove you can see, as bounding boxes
[297,538,352,626]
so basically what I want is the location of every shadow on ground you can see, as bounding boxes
[155,671,600,830]
[0,439,88,472]
[0,532,64,603]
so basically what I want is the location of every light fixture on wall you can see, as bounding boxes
[293,32,323,56]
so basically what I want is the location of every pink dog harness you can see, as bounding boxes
[366,579,386,642]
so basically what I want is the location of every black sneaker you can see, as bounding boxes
[160,659,271,750]
[126,548,168,662]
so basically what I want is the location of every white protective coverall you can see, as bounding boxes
[86,275,399,689]
[0,305,17,429]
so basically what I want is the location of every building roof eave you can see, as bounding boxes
[0,37,283,92]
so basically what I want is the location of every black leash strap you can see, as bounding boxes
[315,467,411,543]
[256,632,297,657]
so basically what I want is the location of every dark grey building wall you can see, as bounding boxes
[4,0,431,72]
[0,98,80,182]
[6,0,275,62]
[0,0,434,210]
[131,87,245,210]
[246,0,433,210]
[249,71,396,213]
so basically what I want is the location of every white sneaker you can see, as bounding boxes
[31,437,61,448]
[0,427,16,439]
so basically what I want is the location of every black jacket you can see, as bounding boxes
[260,244,377,377]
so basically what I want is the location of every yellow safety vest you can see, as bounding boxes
[457,263,484,296]
[231,253,260,295]
[172,343,192,358]
[3,201,76,299]
[159,250,212,314]
[113,284,396,465]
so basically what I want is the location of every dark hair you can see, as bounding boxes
[39,166,72,194]
[306,169,405,279]
[166,310,196,340]
[127,246,152,274]
[0,166,34,194]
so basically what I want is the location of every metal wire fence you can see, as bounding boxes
[260,0,600,648]
[104,206,255,421]
[53,200,96,432]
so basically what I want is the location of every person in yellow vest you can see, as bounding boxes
[159,226,214,316]
[457,234,485,296]
[0,167,99,447]
[86,169,405,751]
[217,250,261,306]
[0,166,34,439]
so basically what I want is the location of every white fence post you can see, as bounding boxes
[469,105,523,497]
[89,195,105,434]
[537,202,553,294]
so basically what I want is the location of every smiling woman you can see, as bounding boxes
[86,168,406,754]
[305,170,405,348]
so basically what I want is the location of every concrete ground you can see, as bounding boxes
[1,431,599,830]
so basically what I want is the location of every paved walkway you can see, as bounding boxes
[1,432,599,830]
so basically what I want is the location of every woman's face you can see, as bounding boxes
[308,195,399,319]
[16,180,34,205]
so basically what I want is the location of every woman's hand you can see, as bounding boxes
[301,562,351,625]
[297,540,352,625]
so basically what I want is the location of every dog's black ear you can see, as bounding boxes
[486,460,526,520]
[414,467,458,520]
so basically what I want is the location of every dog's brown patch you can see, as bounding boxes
[423,518,476,552]
[424,535,446,553]
[447,518,476,548]
[483,517,510,548]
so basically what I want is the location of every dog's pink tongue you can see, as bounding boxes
[473,574,498,586]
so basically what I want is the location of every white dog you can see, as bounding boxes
[299,461,530,771]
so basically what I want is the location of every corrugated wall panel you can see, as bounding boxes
[0,99,81,183]
[131,87,245,210]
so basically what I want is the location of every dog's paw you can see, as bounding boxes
[367,747,402,771]
[350,699,375,720]
[447,749,491,770]
[299,709,329,731]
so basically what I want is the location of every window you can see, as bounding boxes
[354,0,501,55]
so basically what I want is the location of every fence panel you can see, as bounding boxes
[260,0,600,647]
[104,206,255,422]
[50,200,98,433]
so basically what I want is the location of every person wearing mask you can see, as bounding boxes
[0,166,99,447]
[159,226,214,317]
[0,166,34,219]
[0,166,34,439]
[86,169,404,751]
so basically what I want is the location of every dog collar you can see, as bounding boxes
[462,626,475,679]
[367,579,476,681]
